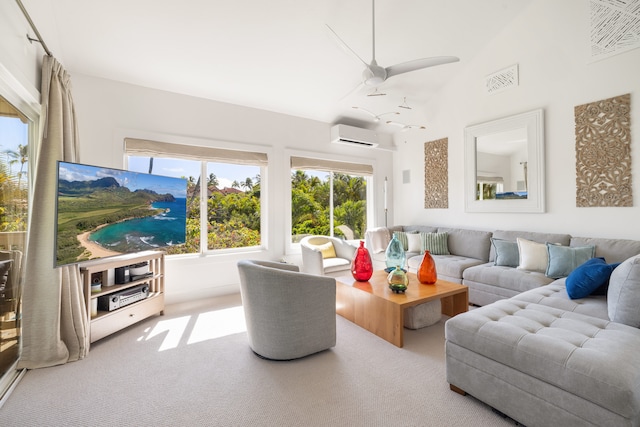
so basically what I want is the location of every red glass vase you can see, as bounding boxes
[351,240,373,281]
[417,250,437,284]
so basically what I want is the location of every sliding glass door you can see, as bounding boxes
[0,94,31,401]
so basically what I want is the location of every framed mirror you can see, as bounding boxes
[464,109,544,213]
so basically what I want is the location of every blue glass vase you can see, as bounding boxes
[385,234,406,270]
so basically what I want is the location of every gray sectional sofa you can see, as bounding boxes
[365,225,492,287]
[365,225,640,426]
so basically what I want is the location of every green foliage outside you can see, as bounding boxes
[477,182,497,200]
[291,170,366,242]
[166,174,261,254]
[0,143,28,235]
[167,169,366,254]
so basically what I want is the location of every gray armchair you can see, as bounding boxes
[236,259,336,360]
[300,235,356,277]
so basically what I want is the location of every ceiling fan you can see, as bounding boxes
[327,0,460,88]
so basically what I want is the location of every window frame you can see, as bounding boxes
[121,131,270,257]
[286,150,375,253]
[0,61,40,399]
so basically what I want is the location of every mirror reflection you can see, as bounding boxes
[464,109,544,213]
[476,127,528,200]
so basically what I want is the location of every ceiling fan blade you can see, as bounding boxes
[338,80,365,101]
[385,56,460,78]
[325,24,369,68]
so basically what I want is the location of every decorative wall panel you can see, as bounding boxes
[590,0,640,61]
[424,138,448,209]
[575,93,632,207]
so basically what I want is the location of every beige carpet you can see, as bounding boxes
[1,294,515,426]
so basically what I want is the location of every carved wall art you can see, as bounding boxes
[575,93,632,207]
[424,138,448,209]
[590,0,640,61]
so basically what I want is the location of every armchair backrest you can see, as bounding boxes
[236,259,337,360]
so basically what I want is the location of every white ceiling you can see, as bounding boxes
[24,0,533,133]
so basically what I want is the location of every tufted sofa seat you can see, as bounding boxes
[446,282,640,426]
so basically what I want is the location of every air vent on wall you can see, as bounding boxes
[330,124,379,148]
[485,64,519,94]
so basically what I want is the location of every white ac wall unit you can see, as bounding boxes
[330,124,379,148]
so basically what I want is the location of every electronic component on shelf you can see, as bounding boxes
[97,284,149,312]
[130,272,153,282]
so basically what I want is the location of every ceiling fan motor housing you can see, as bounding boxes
[362,62,387,86]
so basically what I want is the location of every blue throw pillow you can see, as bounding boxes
[491,238,519,267]
[545,244,595,279]
[565,257,620,299]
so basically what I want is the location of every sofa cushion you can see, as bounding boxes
[406,233,422,253]
[608,254,640,327]
[571,236,640,264]
[512,280,609,319]
[322,257,350,273]
[445,298,640,419]
[393,231,409,251]
[565,257,619,299]
[517,238,548,272]
[490,230,571,262]
[408,254,485,281]
[545,244,595,279]
[403,225,438,234]
[463,263,554,294]
[491,238,519,267]
[421,232,450,255]
[437,227,492,262]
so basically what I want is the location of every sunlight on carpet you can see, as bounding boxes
[137,305,247,351]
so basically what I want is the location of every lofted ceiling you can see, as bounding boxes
[23,0,533,134]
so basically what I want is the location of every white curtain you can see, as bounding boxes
[19,56,89,369]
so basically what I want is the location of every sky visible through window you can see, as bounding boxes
[0,116,28,178]
[128,155,329,187]
[2,119,332,189]
[128,157,261,188]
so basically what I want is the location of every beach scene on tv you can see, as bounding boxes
[55,162,187,267]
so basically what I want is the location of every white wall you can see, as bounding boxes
[4,0,640,305]
[394,0,640,240]
[0,1,43,104]
[0,2,395,305]
[70,74,394,303]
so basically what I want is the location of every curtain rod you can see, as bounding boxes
[15,0,52,56]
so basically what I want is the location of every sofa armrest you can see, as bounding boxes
[332,239,357,260]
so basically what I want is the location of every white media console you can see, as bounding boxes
[80,250,165,343]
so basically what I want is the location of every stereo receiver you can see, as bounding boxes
[98,284,149,312]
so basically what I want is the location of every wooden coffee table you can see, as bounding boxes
[335,270,468,347]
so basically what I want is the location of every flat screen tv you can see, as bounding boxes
[55,161,188,267]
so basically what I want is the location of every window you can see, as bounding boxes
[0,95,31,387]
[125,138,266,255]
[291,156,372,243]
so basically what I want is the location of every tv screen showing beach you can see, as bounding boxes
[55,161,188,267]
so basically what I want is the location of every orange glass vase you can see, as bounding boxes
[351,241,373,281]
[417,250,437,284]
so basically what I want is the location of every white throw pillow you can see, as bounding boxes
[406,233,422,253]
[517,238,548,272]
